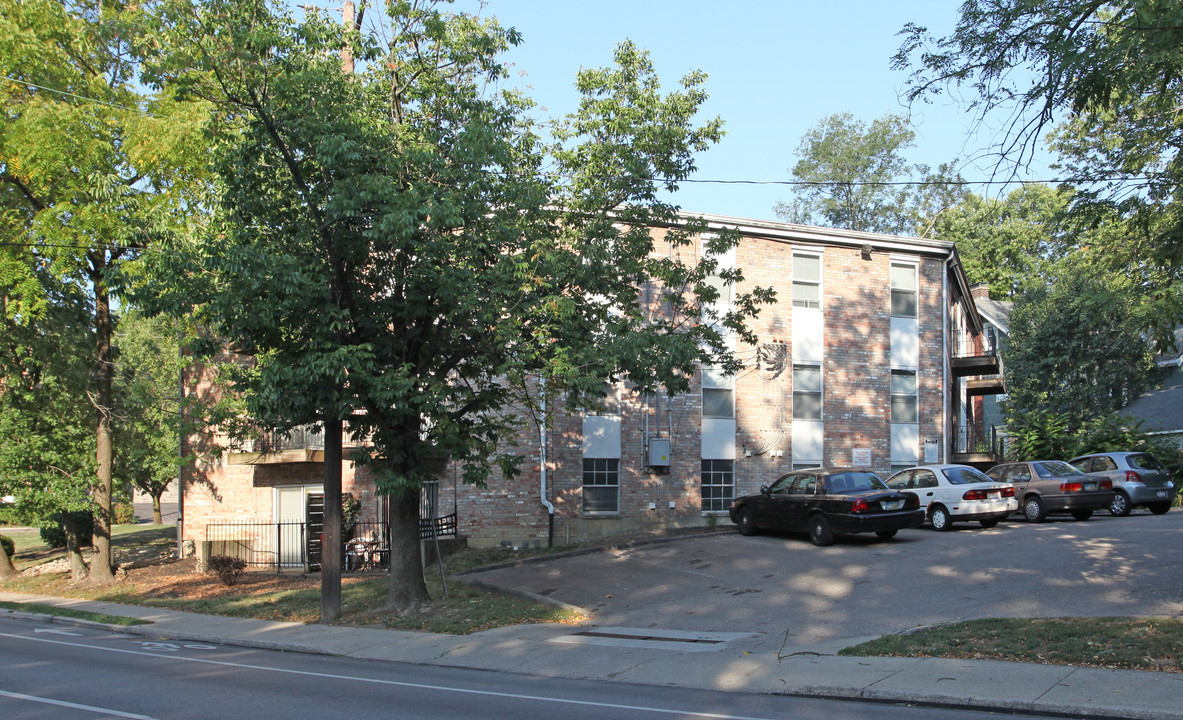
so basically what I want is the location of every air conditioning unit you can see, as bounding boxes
[648,438,670,467]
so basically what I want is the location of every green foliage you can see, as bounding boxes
[206,555,247,587]
[113,503,137,525]
[774,112,960,235]
[896,0,1183,338]
[1003,267,1159,431]
[39,511,94,549]
[1004,408,1178,465]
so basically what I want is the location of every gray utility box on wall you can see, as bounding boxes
[647,438,671,467]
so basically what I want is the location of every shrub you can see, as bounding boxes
[0,504,20,527]
[206,555,247,586]
[39,511,94,549]
[113,502,137,525]
[1,534,14,558]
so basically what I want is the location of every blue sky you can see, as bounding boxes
[451,0,1050,222]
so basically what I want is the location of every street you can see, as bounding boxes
[1,616,1060,720]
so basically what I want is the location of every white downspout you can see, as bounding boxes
[942,256,951,464]
[539,379,555,546]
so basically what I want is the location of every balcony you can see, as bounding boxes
[951,333,1005,396]
[227,424,367,465]
[951,422,1007,467]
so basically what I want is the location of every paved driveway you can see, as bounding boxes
[465,511,1183,651]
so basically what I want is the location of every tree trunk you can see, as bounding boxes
[0,539,17,580]
[151,490,164,525]
[88,263,116,584]
[61,513,89,582]
[320,416,342,623]
[384,487,430,612]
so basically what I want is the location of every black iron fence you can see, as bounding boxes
[203,512,458,572]
[955,422,1008,459]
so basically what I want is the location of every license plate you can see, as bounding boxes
[1158,490,1168,498]
[881,500,903,511]
[1084,482,1097,491]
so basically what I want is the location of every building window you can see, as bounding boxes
[792,253,821,309]
[701,459,734,512]
[891,369,918,423]
[891,262,917,317]
[702,387,734,418]
[793,364,822,420]
[582,458,619,514]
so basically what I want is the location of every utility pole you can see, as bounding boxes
[320,0,363,624]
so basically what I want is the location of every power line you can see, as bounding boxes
[1,74,175,121]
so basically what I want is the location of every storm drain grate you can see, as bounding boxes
[569,631,723,645]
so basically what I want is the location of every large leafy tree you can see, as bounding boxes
[774,112,962,235]
[1,0,205,583]
[145,0,771,614]
[895,0,1183,337]
[0,268,98,581]
[930,183,1071,300]
[1004,263,1160,433]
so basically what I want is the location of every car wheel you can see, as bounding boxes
[1148,502,1172,515]
[1071,509,1093,521]
[736,507,757,536]
[929,504,952,531]
[874,529,897,540]
[1023,496,1047,523]
[808,515,835,546]
[1109,491,1132,517]
[979,519,999,529]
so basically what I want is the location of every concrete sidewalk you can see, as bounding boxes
[2,591,1180,720]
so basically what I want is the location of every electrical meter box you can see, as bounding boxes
[647,438,671,467]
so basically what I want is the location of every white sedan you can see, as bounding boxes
[886,464,1017,531]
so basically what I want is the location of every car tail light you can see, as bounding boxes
[1100,480,1113,490]
[1125,470,1142,483]
[1001,486,1015,498]
[851,498,869,513]
[1060,482,1083,492]
[962,489,988,500]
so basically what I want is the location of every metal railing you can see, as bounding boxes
[954,422,1007,459]
[203,513,458,571]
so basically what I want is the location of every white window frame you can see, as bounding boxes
[792,251,823,310]
[890,260,918,318]
[700,459,735,513]
[582,458,620,515]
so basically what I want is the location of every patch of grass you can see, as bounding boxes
[0,600,149,626]
[840,617,1183,673]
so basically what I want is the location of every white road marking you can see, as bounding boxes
[0,630,777,720]
[0,688,158,719]
[33,628,83,636]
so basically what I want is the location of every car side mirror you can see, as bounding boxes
[760,485,770,495]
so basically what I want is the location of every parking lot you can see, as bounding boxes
[467,510,1183,651]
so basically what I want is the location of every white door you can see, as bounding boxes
[275,486,319,567]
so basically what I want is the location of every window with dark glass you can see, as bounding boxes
[582,458,619,514]
[890,369,917,423]
[702,387,734,419]
[890,262,917,317]
[793,364,822,420]
[700,459,734,512]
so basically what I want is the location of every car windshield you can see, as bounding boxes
[1034,461,1083,478]
[826,471,887,493]
[1129,454,1165,470]
[942,466,993,485]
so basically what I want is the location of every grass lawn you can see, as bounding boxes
[840,617,1183,673]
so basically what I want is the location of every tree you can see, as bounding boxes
[895,0,1183,336]
[145,0,772,615]
[113,311,184,526]
[0,267,98,581]
[1003,265,1160,434]
[930,183,1071,299]
[773,112,957,235]
[1,0,205,583]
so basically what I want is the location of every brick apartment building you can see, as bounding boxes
[177,213,1000,559]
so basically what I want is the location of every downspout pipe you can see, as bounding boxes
[539,378,555,547]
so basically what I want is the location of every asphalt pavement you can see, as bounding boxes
[4,522,1183,720]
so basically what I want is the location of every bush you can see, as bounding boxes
[1,534,14,558]
[39,510,95,549]
[207,555,247,586]
[113,502,137,525]
[0,504,21,527]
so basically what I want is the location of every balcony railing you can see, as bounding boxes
[953,422,1008,461]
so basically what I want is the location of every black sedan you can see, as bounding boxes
[729,467,925,546]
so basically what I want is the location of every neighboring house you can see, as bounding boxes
[176,213,1001,560]
[1117,327,1183,448]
